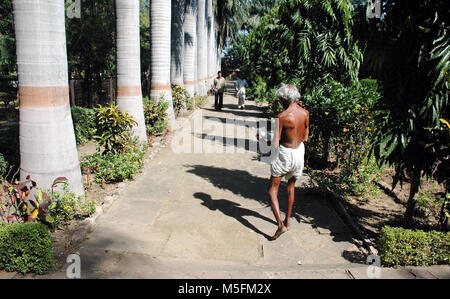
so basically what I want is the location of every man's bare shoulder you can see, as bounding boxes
[278,109,293,120]
[295,105,309,116]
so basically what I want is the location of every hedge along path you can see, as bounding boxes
[0,222,53,275]
[116,0,147,143]
[13,0,83,194]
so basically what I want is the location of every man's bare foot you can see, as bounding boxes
[283,220,290,231]
[271,226,288,241]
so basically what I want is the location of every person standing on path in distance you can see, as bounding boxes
[235,74,248,109]
[267,84,309,240]
[213,71,226,111]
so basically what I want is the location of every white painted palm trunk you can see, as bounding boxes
[171,0,185,86]
[183,0,197,96]
[151,0,175,127]
[116,0,147,143]
[196,0,207,96]
[217,44,221,73]
[13,0,83,194]
[194,34,198,96]
[206,0,214,86]
[214,29,219,74]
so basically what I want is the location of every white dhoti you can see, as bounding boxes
[270,143,305,180]
[237,87,246,106]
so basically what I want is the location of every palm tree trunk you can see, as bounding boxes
[183,0,197,96]
[213,7,219,77]
[216,31,220,73]
[206,0,213,87]
[404,170,421,227]
[171,0,185,86]
[13,0,83,193]
[116,0,147,142]
[151,0,176,128]
[196,0,207,96]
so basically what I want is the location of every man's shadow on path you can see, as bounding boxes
[203,107,266,118]
[194,192,274,240]
[186,165,360,244]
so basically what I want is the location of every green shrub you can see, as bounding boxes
[0,222,54,274]
[143,96,169,136]
[247,77,268,104]
[185,94,206,110]
[48,183,97,227]
[80,143,146,184]
[335,79,380,174]
[303,79,379,166]
[193,95,207,108]
[171,83,191,116]
[71,106,97,145]
[346,155,384,197]
[0,154,8,176]
[378,226,450,267]
[246,78,280,116]
[185,97,195,110]
[94,104,136,154]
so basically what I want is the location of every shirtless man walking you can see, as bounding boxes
[268,84,309,240]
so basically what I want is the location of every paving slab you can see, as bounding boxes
[0,271,17,279]
[408,266,450,279]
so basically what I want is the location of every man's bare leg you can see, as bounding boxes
[268,176,287,240]
[284,177,296,230]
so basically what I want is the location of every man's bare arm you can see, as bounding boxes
[273,115,283,147]
[304,111,309,142]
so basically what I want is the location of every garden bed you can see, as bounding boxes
[344,168,446,240]
[309,164,447,246]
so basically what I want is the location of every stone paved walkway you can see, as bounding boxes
[42,85,449,279]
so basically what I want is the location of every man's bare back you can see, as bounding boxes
[277,103,309,148]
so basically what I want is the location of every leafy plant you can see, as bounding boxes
[48,182,97,227]
[171,83,190,116]
[80,143,146,184]
[334,79,380,173]
[246,76,268,104]
[347,156,383,197]
[0,176,69,228]
[193,95,207,108]
[304,79,379,167]
[185,97,195,111]
[143,96,169,136]
[0,154,8,177]
[94,104,136,154]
